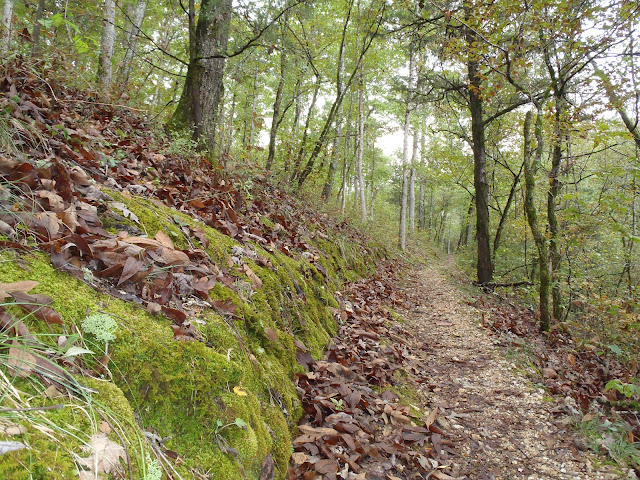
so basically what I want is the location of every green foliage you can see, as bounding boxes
[605,379,640,399]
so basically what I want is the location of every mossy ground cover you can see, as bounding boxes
[0,187,377,479]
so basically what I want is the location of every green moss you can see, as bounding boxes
[0,185,383,479]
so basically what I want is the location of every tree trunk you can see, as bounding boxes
[97,0,117,90]
[340,95,354,211]
[458,196,475,249]
[223,89,237,157]
[418,181,425,230]
[322,1,351,201]
[428,188,433,230]
[118,0,148,90]
[169,0,233,150]
[492,163,523,264]
[246,69,260,147]
[523,110,551,331]
[1,0,13,57]
[548,95,564,320]
[356,69,367,222]
[399,45,416,250]
[266,33,288,171]
[32,0,46,56]
[292,73,321,181]
[467,24,493,284]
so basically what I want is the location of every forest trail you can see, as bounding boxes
[396,258,622,480]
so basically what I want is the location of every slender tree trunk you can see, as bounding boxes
[118,0,148,89]
[418,181,425,230]
[458,196,475,249]
[247,69,260,147]
[523,110,551,331]
[322,2,350,201]
[170,0,233,150]
[266,32,288,171]
[340,96,354,211]
[399,45,416,250]
[492,164,523,264]
[297,0,383,189]
[467,27,492,283]
[32,0,46,56]
[97,0,116,90]
[292,73,321,181]
[369,146,376,220]
[224,89,237,157]
[409,125,419,233]
[428,188,433,230]
[548,95,564,320]
[1,0,13,57]
[356,69,367,222]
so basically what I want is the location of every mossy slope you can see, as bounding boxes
[0,191,379,479]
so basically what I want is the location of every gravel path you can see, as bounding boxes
[395,260,624,480]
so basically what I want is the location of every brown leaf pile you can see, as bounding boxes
[288,263,458,480]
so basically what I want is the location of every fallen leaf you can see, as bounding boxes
[109,202,139,223]
[233,386,248,397]
[154,230,174,249]
[9,291,62,324]
[243,264,263,289]
[78,432,126,476]
[7,341,36,377]
[265,327,278,341]
[0,281,39,300]
[117,256,144,286]
[290,452,309,465]
[424,407,438,429]
[260,453,275,480]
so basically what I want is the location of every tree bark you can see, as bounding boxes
[409,125,419,233]
[548,95,564,320]
[356,68,367,222]
[170,0,233,150]
[32,0,45,56]
[523,109,551,331]
[97,0,117,91]
[1,0,13,57]
[467,22,493,283]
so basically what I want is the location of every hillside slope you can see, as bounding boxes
[0,60,382,479]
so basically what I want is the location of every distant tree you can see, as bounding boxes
[97,0,116,90]
[1,0,13,56]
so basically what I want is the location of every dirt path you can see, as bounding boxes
[395,259,622,480]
